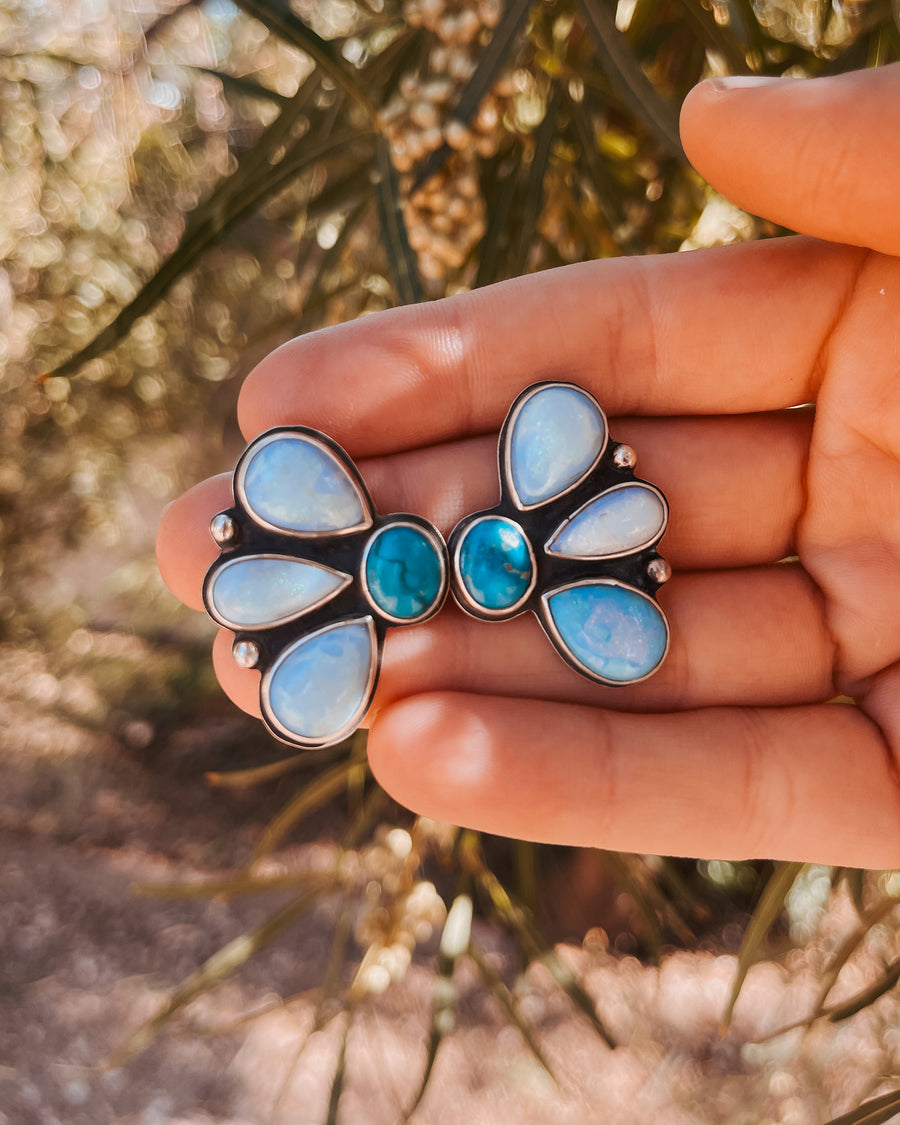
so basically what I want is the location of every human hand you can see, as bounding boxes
[157,65,900,867]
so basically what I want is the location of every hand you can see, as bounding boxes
[157,66,900,867]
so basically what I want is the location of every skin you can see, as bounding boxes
[157,66,900,867]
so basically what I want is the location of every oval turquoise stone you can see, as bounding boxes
[365,524,444,620]
[546,582,668,683]
[458,517,533,611]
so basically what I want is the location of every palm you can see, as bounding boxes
[158,71,900,866]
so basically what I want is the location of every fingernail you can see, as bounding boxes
[707,75,788,91]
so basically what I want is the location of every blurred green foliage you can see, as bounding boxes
[4,0,900,1119]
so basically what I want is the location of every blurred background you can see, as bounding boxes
[3,0,900,1122]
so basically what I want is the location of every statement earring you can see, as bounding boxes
[203,427,448,749]
[448,382,671,684]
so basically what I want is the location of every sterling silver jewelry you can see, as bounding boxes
[203,427,448,748]
[448,382,671,684]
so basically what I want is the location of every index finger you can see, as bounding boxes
[238,237,861,455]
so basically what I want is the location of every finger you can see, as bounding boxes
[155,412,811,613]
[680,66,900,256]
[237,237,859,453]
[208,566,835,723]
[157,473,233,611]
[368,694,900,866]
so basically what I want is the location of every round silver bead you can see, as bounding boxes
[613,444,636,470]
[232,639,260,669]
[210,512,238,546]
[647,557,672,584]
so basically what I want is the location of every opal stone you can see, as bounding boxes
[547,485,666,558]
[545,582,668,682]
[509,385,605,506]
[209,555,349,628]
[365,524,443,620]
[458,517,533,611]
[265,618,375,743]
[242,434,367,533]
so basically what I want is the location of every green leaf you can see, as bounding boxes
[720,861,805,1032]
[474,148,522,287]
[49,76,372,379]
[105,886,325,1069]
[403,894,470,1121]
[826,955,900,1023]
[375,135,424,304]
[414,0,532,189]
[821,1089,900,1125]
[325,1016,351,1125]
[509,85,558,278]
[468,938,557,1080]
[189,65,289,105]
[232,0,377,121]
[252,757,363,863]
[576,0,685,160]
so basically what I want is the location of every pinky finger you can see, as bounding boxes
[368,693,900,867]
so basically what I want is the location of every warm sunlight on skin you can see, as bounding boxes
[158,66,900,868]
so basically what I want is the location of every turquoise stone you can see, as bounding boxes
[209,555,349,628]
[546,582,668,682]
[458,517,533,610]
[242,434,367,532]
[266,619,375,743]
[547,485,666,558]
[365,524,443,620]
[509,386,605,506]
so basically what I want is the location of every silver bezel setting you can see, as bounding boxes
[453,514,537,618]
[539,578,670,686]
[544,482,669,561]
[359,520,449,626]
[207,553,352,630]
[235,430,373,539]
[260,616,378,748]
[503,382,608,512]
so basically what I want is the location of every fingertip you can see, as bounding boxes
[155,474,234,611]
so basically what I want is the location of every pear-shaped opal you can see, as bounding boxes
[264,618,375,744]
[458,516,533,611]
[545,582,668,683]
[509,385,605,507]
[547,484,666,558]
[364,524,444,620]
[209,555,349,628]
[241,434,368,533]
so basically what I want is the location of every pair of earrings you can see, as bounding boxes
[203,382,671,749]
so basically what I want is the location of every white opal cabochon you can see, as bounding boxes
[240,433,370,533]
[208,555,350,628]
[508,385,606,507]
[546,484,667,558]
[263,618,376,744]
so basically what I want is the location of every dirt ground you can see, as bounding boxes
[1,656,897,1125]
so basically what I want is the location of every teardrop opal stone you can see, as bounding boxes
[457,517,533,611]
[265,619,375,743]
[547,485,666,558]
[365,524,444,619]
[209,556,349,628]
[509,385,605,506]
[242,434,368,533]
[545,582,668,683]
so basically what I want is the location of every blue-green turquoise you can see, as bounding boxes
[365,525,443,619]
[546,582,667,682]
[458,517,533,610]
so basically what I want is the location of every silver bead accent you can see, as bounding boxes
[647,557,672,584]
[613,444,637,470]
[232,639,260,668]
[210,512,238,546]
